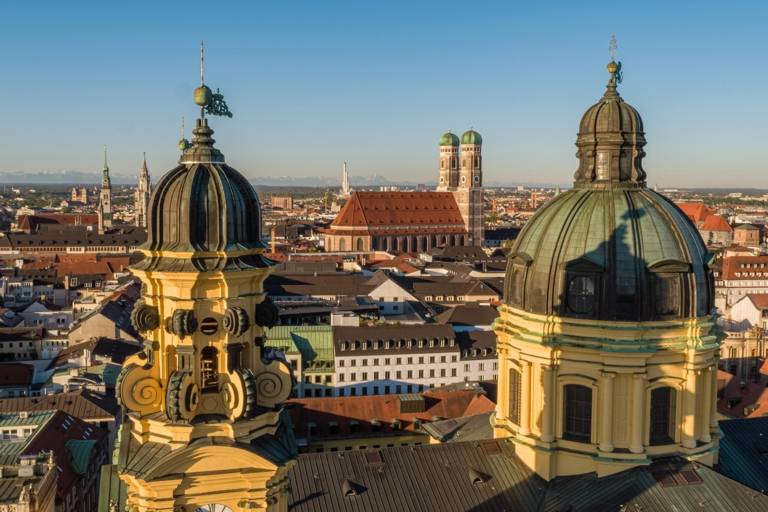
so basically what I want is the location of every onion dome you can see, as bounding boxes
[131,117,269,273]
[440,132,460,146]
[503,62,713,322]
[461,129,482,145]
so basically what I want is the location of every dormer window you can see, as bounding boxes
[566,276,595,315]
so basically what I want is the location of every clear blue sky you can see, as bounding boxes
[0,1,765,187]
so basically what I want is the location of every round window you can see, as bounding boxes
[566,276,595,315]
[461,176,467,183]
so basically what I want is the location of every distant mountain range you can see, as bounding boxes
[2,170,764,194]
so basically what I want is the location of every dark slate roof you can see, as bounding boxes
[718,417,768,494]
[435,304,499,326]
[287,441,768,512]
[542,457,768,512]
[287,439,545,512]
[456,331,497,359]
[50,338,142,368]
[0,388,118,420]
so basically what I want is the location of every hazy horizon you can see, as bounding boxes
[1,1,766,187]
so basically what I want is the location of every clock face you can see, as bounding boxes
[195,505,233,512]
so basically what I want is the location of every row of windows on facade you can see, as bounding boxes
[336,354,495,368]
[439,156,482,169]
[338,337,455,351]
[0,426,36,440]
[339,354,458,367]
[338,367,459,382]
[508,371,677,446]
[0,342,36,349]
[509,269,686,319]
[335,378,492,397]
[438,175,481,184]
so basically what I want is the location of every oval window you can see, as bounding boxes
[566,276,595,315]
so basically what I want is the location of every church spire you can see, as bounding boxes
[101,145,111,189]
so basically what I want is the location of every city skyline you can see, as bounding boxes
[1,1,766,187]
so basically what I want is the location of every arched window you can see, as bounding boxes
[339,238,346,252]
[356,238,364,251]
[508,265,526,307]
[508,368,522,425]
[200,346,218,391]
[563,384,592,443]
[649,386,676,445]
[653,274,682,318]
[566,276,595,315]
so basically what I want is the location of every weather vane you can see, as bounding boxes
[607,35,622,85]
[193,41,233,118]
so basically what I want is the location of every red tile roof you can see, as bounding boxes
[0,363,34,387]
[721,256,768,280]
[700,214,733,233]
[329,192,466,235]
[288,389,495,438]
[676,202,713,224]
[747,294,768,310]
[17,214,98,232]
[24,410,107,504]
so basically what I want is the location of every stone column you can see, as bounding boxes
[709,364,719,430]
[495,351,507,420]
[386,236,393,252]
[700,367,712,443]
[519,361,532,435]
[599,372,615,452]
[629,373,645,454]
[540,364,555,443]
[681,368,699,449]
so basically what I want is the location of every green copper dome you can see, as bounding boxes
[461,129,482,145]
[504,63,713,322]
[440,132,460,146]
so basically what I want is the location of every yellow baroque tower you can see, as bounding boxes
[113,79,295,511]
[493,61,723,480]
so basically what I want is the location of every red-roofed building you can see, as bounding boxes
[323,191,469,253]
[324,133,485,252]
[288,388,495,452]
[676,202,732,246]
[715,255,768,311]
[13,213,99,234]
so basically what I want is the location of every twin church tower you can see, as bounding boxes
[436,129,484,247]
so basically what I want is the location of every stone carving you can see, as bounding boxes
[254,298,278,328]
[166,371,199,422]
[223,306,249,336]
[130,300,160,332]
[118,364,163,415]
[254,361,291,409]
[168,309,198,337]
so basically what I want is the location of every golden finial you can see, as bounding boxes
[607,35,622,85]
